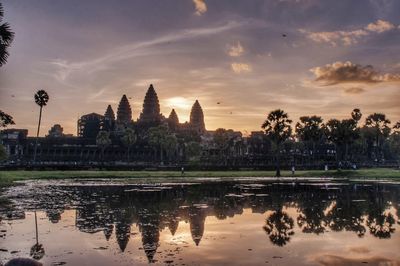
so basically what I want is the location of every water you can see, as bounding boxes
[1,178,399,265]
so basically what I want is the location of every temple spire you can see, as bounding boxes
[168,109,179,130]
[189,100,206,133]
[139,84,161,123]
[116,95,132,124]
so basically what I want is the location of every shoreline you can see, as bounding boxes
[1,168,399,187]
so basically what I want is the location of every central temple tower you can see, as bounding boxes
[139,84,161,124]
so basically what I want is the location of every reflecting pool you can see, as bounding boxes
[1,178,400,265]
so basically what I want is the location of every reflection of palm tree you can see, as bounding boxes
[33,90,49,161]
[30,211,45,260]
[326,202,366,237]
[263,210,294,246]
[367,212,395,239]
[297,208,326,235]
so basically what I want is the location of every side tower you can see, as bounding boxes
[116,95,132,124]
[104,104,116,131]
[168,109,179,131]
[189,100,206,134]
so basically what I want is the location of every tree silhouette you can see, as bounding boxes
[0,3,14,66]
[121,128,137,161]
[96,130,111,164]
[262,109,292,177]
[365,113,391,162]
[148,124,176,163]
[295,115,324,163]
[33,90,49,161]
[0,110,14,127]
[263,210,294,246]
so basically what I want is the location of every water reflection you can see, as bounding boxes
[1,180,400,265]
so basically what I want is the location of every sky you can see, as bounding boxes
[1,0,400,136]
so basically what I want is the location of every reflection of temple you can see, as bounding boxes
[4,181,400,261]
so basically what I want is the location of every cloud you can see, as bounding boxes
[366,19,395,33]
[310,61,400,85]
[310,254,400,266]
[344,87,365,94]
[48,21,246,81]
[228,42,244,57]
[300,19,396,46]
[193,0,207,16]
[231,63,252,73]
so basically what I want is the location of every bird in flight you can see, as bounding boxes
[282,34,287,37]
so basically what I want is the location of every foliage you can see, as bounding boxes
[262,109,292,176]
[0,109,15,128]
[262,109,292,145]
[96,130,111,147]
[0,3,14,66]
[0,143,7,161]
[121,128,137,161]
[34,90,49,107]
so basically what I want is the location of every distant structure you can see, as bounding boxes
[189,100,206,134]
[139,84,162,124]
[77,113,104,138]
[47,124,64,138]
[116,95,132,124]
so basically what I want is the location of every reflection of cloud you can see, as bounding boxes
[228,42,244,57]
[344,87,365,94]
[300,19,396,46]
[310,61,400,85]
[310,254,400,266]
[231,63,252,73]
[193,0,207,16]
[348,246,370,254]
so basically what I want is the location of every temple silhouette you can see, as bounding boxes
[78,84,206,138]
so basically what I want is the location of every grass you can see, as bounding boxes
[0,168,399,187]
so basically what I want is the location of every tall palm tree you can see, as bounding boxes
[33,90,49,161]
[96,130,111,164]
[121,128,137,161]
[295,115,324,163]
[262,109,292,177]
[0,3,14,67]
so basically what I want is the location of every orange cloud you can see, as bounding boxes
[231,63,251,73]
[310,61,400,85]
[193,0,207,16]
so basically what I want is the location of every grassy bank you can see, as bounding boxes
[0,168,399,187]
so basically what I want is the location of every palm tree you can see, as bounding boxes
[262,109,292,177]
[0,110,14,127]
[0,3,14,67]
[295,115,324,163]
[148,125,168,163]
[121,128,137,161]
[365,113,391,162]
[33,90,49,161]
[164,134,177,162]
[96,130,111,164]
